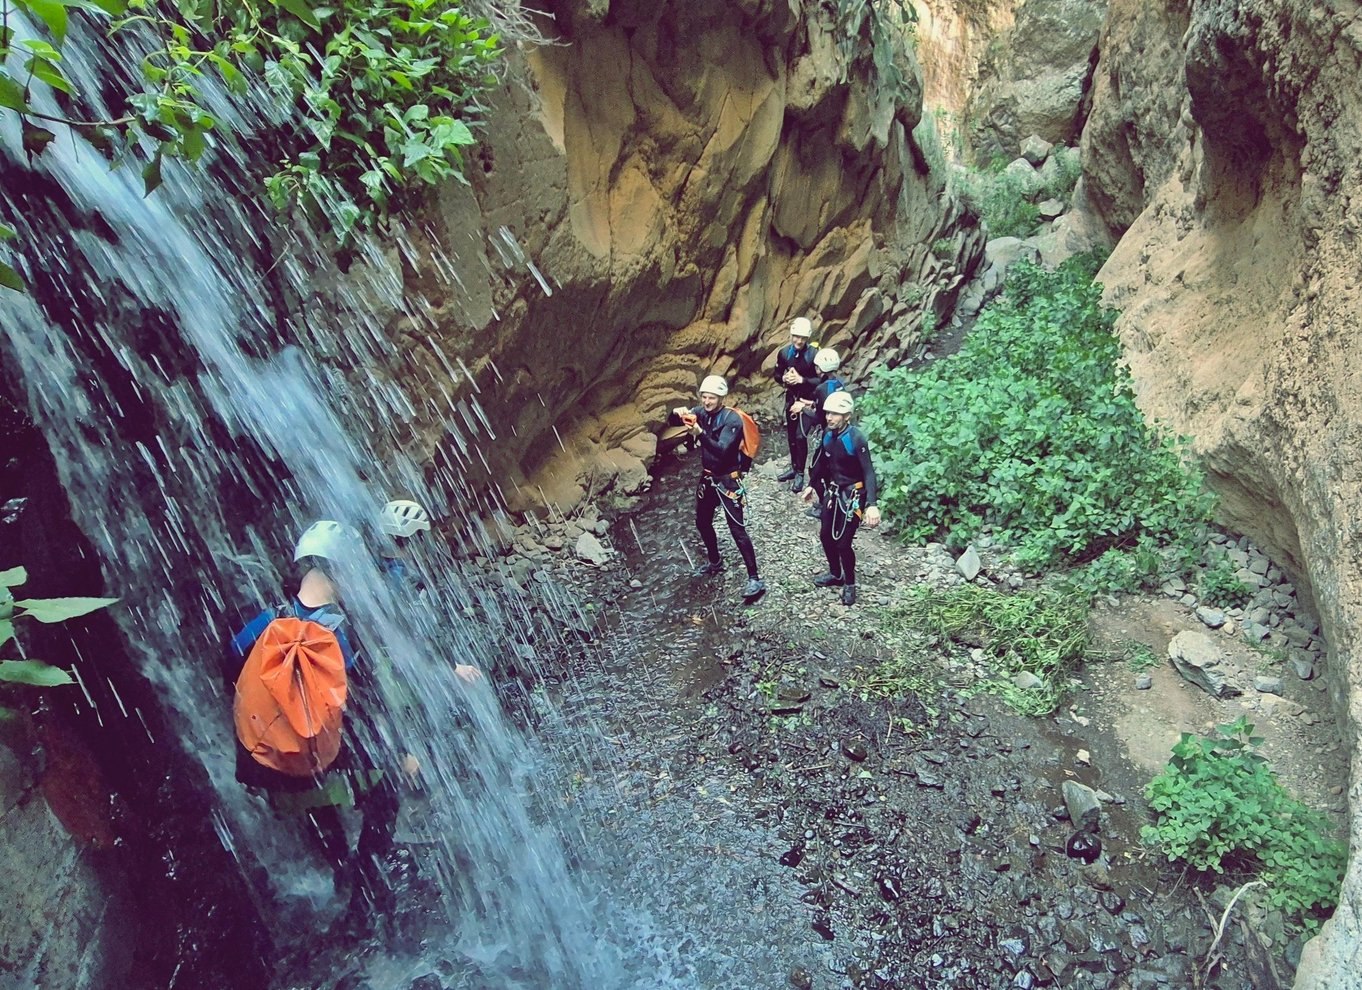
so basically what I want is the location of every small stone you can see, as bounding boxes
[1254,675,1284,695]
[1013,671,1044,691]
[1075,749,1091,766]
[1195,605,1226,628]
[1135,673,1153,690]
[789,967,813,990]
[629,578,643,589]
[1291,656,1315,681]
[957,545,982,581]
[1330,785,1344,796]
[574,531,609,565]
[841,739,868,762]
[1061,781,1101,830]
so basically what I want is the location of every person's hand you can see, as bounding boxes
[401,753,421,779]
[672,406,690,421]
[800,487,816,503]
[865,506,882,528]
[454,663,484,683]
[688,419,704,437]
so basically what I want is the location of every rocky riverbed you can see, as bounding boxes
[516,443,1349,990]
[274,438,1347,989]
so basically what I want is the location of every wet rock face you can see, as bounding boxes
[370,0,983,515]
[1086,2,1362,985]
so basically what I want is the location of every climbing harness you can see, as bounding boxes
[699,471,750,529]
[824,480,865,541]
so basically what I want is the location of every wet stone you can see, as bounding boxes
[842,739,869,762]
[877,875,903,902]
[811,914,835,941]
[1099,891,1125,915]
[1134,673,1152,690]
[788,966,813,990]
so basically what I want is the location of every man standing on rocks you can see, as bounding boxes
[788,346,845,520]
[672,375,766,601]
[801,391,880,606]
[773,317,819,492]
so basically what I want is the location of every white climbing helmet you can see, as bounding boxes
[381,499,432,538]
[293,520,360,562]
[789,317,813,338]
[823,390,855,415]
[698,374,729,398]
[814,348,841,373]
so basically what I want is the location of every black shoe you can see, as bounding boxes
[791,473,805,492]
[805,505,823,520]
[841,584,857,606]
[692,560,724,578]
[777,468,797,483]
[813,572,844,588]
[742,578,767,600]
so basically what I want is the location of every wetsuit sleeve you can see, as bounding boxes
[698,409,743,459]
[335,623,361,670]
[809,436,828,488]
[774,347,788,383]
[224,607,273,690]
[856,435,879,507]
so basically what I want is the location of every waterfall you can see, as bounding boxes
[0,13,691,989]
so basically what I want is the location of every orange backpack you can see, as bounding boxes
[234,613,348,777]
[731,407,761,471]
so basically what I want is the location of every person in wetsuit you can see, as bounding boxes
[671,374,766,601]
[225,520,400,930]
[800,391,881,606]
[788,347,845,520]
[773,317,819,492]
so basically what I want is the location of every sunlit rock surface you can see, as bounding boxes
[374,0,981,514]
[1088,3,1362,983]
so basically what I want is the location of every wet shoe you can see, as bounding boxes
[791,473,805,492]
[841,584,857,606]
[692,560,724,578]
[813,572,843,588]
[777,468,797,482]
[742,578,766,600]
[805,506,822,520]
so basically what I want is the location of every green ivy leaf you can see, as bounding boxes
[0,565,26,585]
[21,122,56,157]
[12,597,118,622]
[275,0,322,31]
[0,619,12,647]
[26,0,69,43]
[142,152,163,196]
[0,75,30,112]
[0,659,74,686]
[0,261,22,292]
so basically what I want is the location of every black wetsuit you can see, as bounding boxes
[681,404,760,578]
[805,374,845,501]
[809,424,878,584]
[226,596,398,909]
[774,342,819,474]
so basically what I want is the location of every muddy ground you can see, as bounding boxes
[543,446,1350,990]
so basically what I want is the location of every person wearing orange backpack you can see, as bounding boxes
[226,520,401,929]
[671,374,766,601]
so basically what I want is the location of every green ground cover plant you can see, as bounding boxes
[859,255,1214,574]
[1198,556,1254,609]
[1143,717,1346,933]
[892,583,1091,716]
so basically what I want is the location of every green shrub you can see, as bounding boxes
[1142,718,1346,932]
[1039,145,1083,204]
[1,566,117,716]
[859,256,1214,570]
[1199,556,1254,609]
[955,158,1040,238]
[893,583,1090,716]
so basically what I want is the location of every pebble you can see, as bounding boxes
[1254,675,1284,695]
[1134,673,1153,690]
[1075,749,1091,766]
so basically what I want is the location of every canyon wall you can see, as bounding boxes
[360,0,982,515]
[1085,1,1362,983]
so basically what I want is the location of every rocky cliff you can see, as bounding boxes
[1085,1,1362,983]
[366,0,981,515]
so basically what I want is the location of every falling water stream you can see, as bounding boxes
[0,12,770,989]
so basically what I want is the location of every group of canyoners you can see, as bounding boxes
[226,316,878,934]
[672,315,880,607]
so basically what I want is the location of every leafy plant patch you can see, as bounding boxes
[891,583,1091,716]
[1142,717,1346,933]
[859,255,1214,573]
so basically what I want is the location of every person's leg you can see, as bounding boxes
[779,407,800,481]
[694,480,723,574]
[814,493,843,584]
[719,486,759,578]
[347,775,400,919]
[837,504,863,605]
